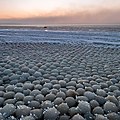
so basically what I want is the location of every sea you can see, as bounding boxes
[0,24,120,47]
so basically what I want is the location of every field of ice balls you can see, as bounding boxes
[0,42,120,120]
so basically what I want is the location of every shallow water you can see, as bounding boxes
[0,25,120,46]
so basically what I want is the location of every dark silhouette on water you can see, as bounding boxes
[43,26,47,28]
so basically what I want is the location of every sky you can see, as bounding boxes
[0,0,120,25]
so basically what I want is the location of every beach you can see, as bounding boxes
[0,42,120,119]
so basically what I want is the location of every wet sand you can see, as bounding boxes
[0,42,120,119]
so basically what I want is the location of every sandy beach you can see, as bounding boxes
[0,42,120,120]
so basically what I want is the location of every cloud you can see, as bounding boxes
[0,8,120,25]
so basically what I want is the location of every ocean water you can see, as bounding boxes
[0,25,120,46]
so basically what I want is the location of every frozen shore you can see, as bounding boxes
[0,42,120,119]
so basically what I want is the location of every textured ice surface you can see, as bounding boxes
[0,25,120,47]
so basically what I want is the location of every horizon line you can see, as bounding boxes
[0,23,120,26]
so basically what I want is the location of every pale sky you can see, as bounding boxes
[0,0,120,24]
